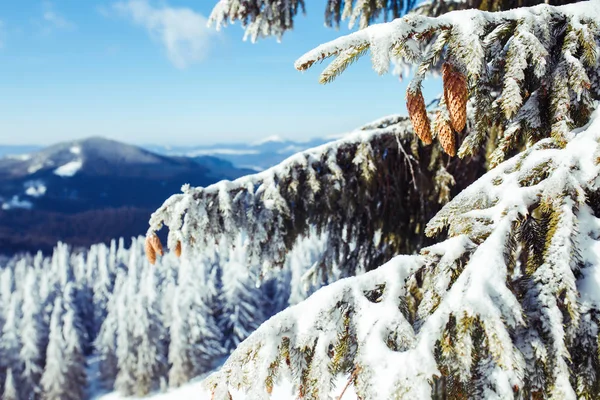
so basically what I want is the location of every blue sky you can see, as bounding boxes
[0,1,440,146]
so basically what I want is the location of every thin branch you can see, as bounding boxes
[337,365,362,400]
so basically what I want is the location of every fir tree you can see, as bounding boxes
[74,249,96,348]
[94,270,124,389]
[167,289,194,388]
[168,253,222,388]
[3,368,20,400]
[60,284,88,400]
[0,268,13,395]
[219,235,267,351]
[114,244,140,396]
[40,298,65,400]
[19,269,44,399]
[92,243,115,341]
[145,1,600,398]
[41,285,87,400]
[50,242,73,288]
[1,293,23,398]
[133,263,169,395]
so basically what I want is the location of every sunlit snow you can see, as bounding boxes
[54,159,83,177]
[24,180,47,197]
[28,163,46,174]
[1,195,33,210]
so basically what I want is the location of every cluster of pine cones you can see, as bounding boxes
[145,234,181,264]
[407,63,468,156]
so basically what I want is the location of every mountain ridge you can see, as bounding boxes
[0,137,255,254]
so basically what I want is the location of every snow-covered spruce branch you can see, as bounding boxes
[207,0,562,43]
[204,111,600,399]
[296,1,600,164]
[147,115,483,277]
[208,0,419,43]
[208,0,306,42]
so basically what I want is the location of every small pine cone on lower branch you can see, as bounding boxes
[149,233,164,256]
[442,62,468,132]
[145,237,157,265]
[145,233,164,265]
[174,241,182,258]
[436,112,456,156]
[407,89,433,145]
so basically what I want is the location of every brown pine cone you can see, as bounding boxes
[145,236,157,265]
[174,241,182,258]
[436,111,456,156]
[407,89,433,145]
[442,63,468,132]
[145,233,164,265]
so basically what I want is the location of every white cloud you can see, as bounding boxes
[43,10,74,29]
[42,1,75,31]
[113,0,214,69]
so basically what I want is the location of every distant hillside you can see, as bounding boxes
[0,145,42,159]
[0,137,253,254]
[145,135,330,171]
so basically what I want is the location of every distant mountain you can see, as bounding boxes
[0,145,41,158]
[145,136,329,172]
[0,137,253,254]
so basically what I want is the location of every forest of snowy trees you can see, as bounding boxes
[0,233,328,399]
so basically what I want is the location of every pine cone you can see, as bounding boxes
[174,241,182,258]
[145,233,163,265]
[436,111,456,156]
[145,237,156,265]
[442,63,468,132]
[407,89,433,145]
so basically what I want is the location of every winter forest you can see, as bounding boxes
[4,0,600,399]
[0,234,327,399]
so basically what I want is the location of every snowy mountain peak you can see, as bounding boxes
[251,135,285,146]
[0,136,183,181]
[58,136,165,166]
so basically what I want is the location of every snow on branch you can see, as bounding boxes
[296,1,600,164]
[208,0,421,43]
[207,0,562,43]
[147,115,482,277]
[208,0,306,42]
[204,111,600,399]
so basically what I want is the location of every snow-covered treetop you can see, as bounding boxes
[205,108,600,399]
